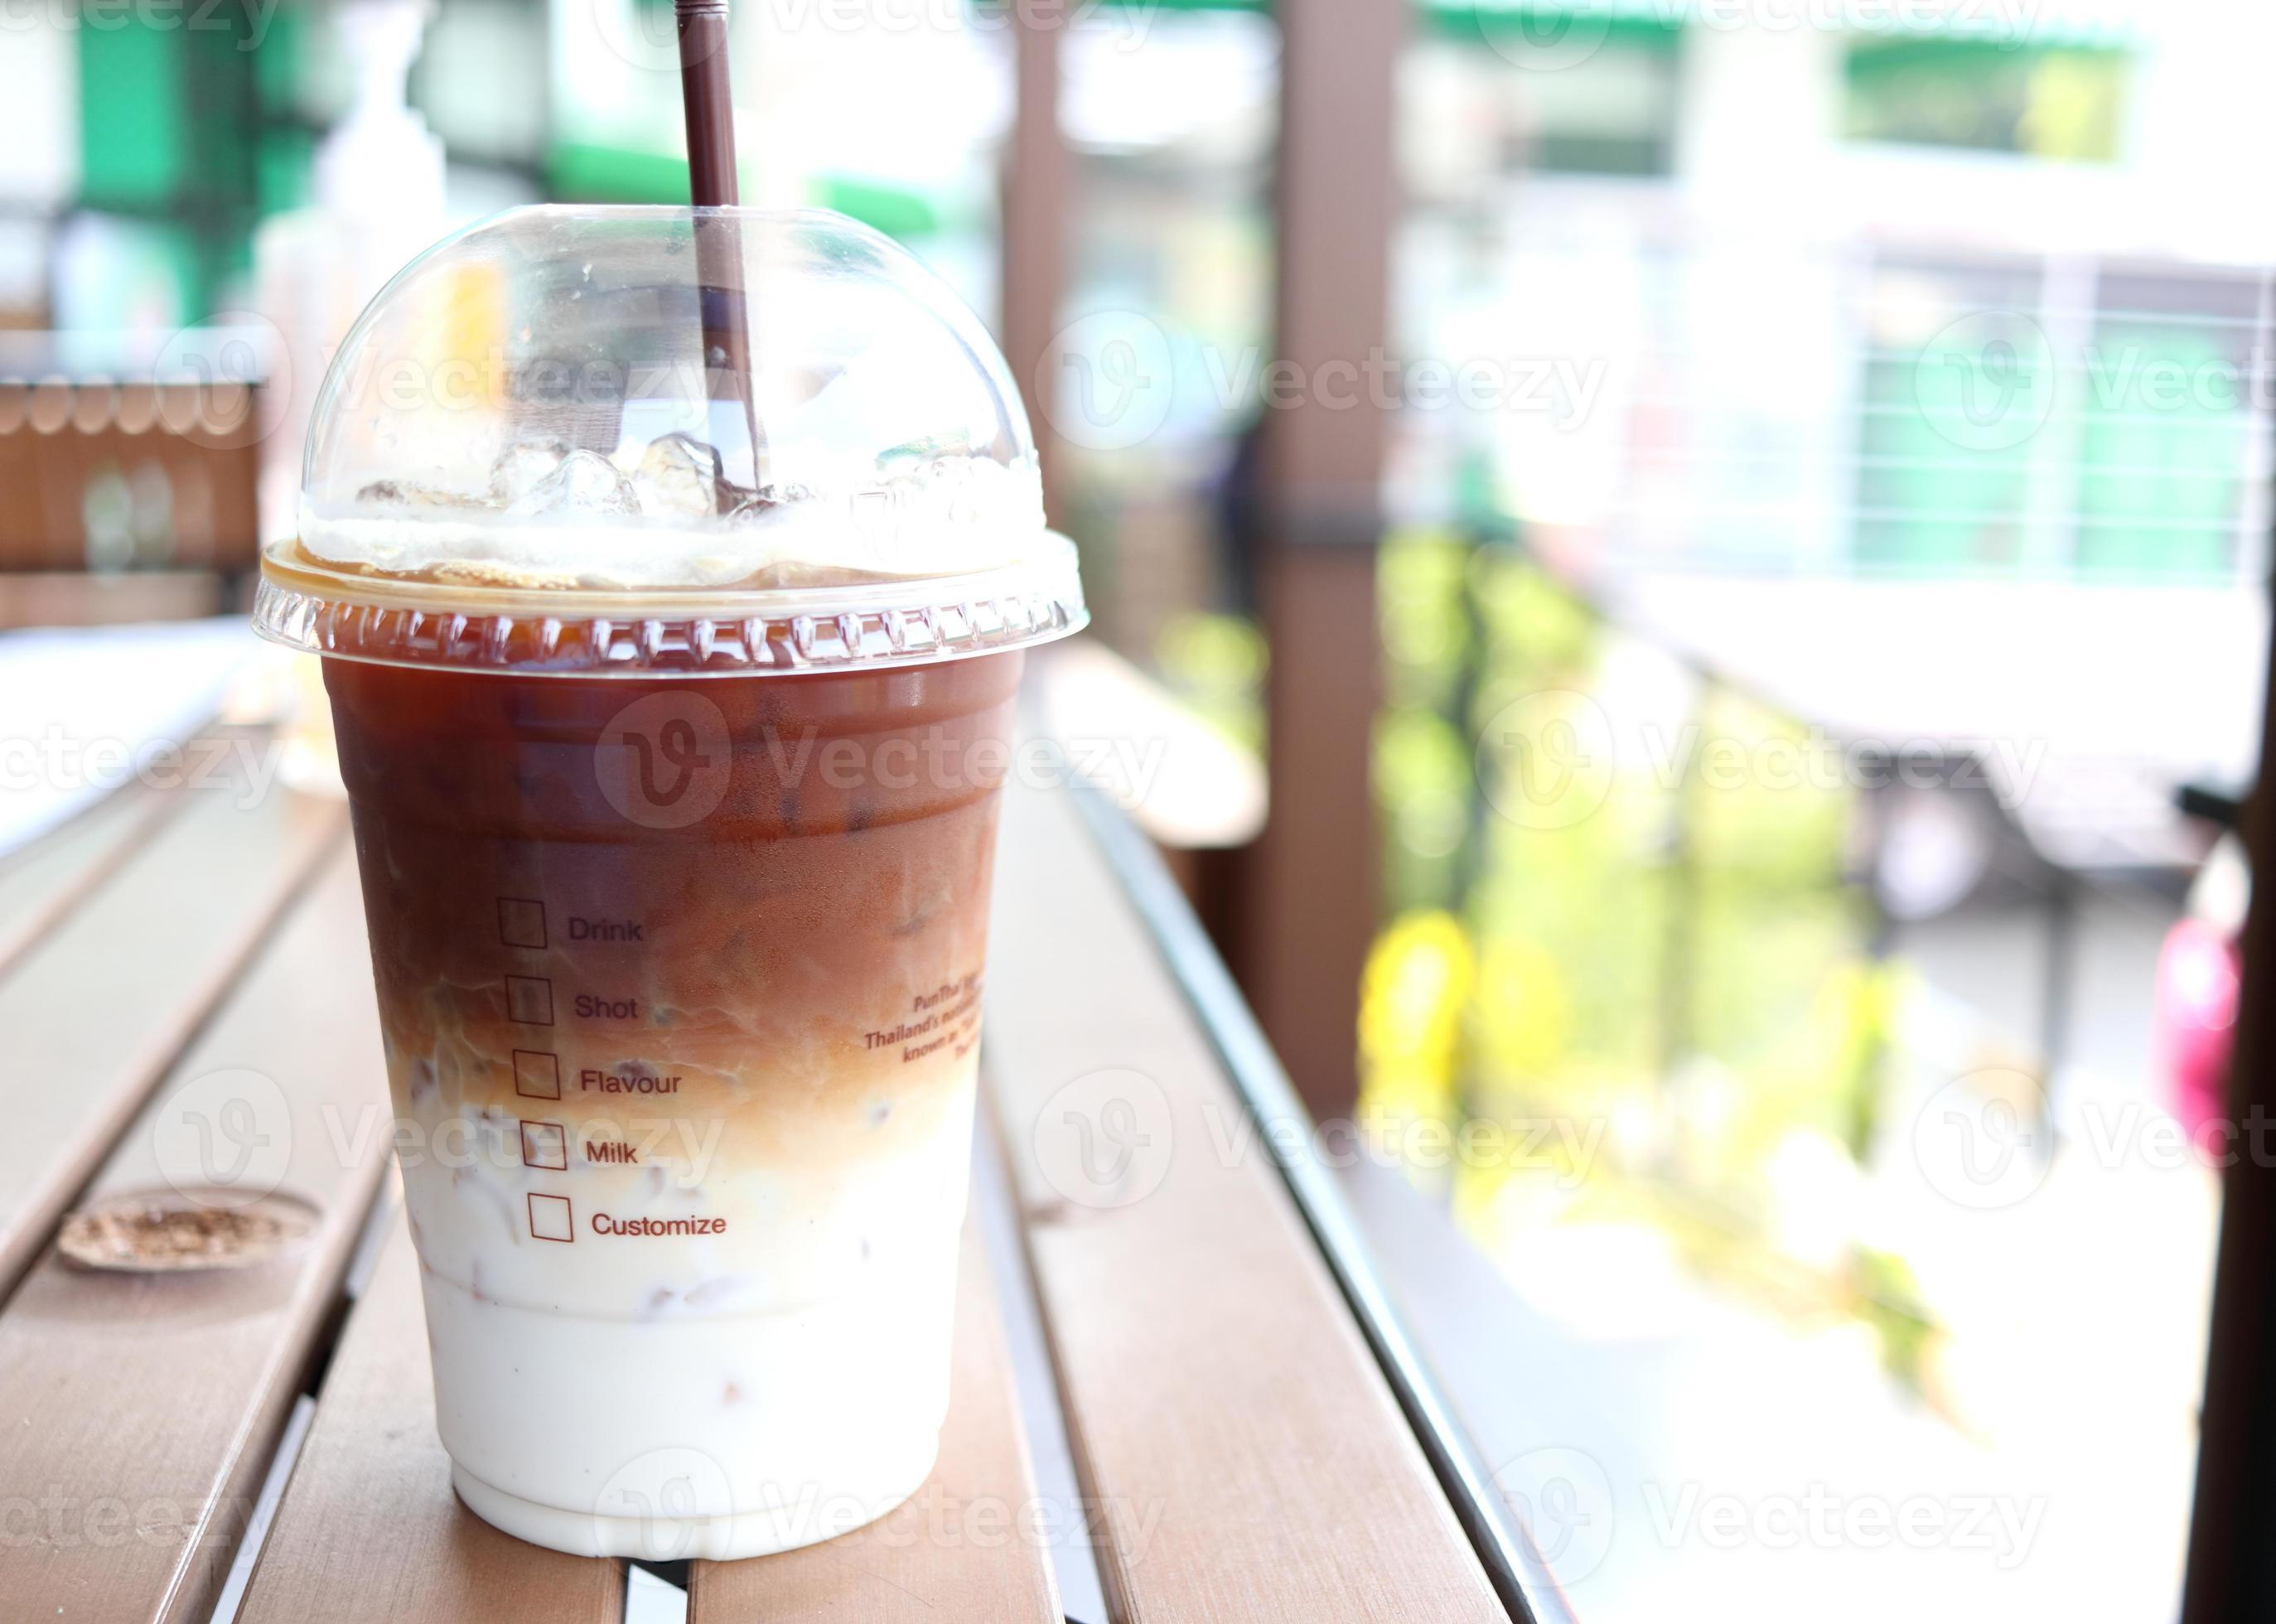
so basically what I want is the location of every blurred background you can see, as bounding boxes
[2,0,2266,1615]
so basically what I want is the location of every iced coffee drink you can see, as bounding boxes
[255,206,1085,1559]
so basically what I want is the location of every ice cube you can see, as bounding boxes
[490,436,573,504]
[505,448,639,520]
[723,491,783,528]
[631,432,723,520]
[867,454,1034,528]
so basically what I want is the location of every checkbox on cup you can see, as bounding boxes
[520,1120,568,1172]
[505,974,554,1026]
[497,897,548,950]
[512,1050,561,1100]
[527,1193,573,1243]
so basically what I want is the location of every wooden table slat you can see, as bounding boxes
[983,781,1506,1622]
[0,782,177,979]
[238,1210,628,1624]
[0,847,394,1623]
[688,1212,1062,1623]
[4,750,1510,1619]
[0,767,343,1293]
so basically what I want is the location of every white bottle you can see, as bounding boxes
[253,0,447,549]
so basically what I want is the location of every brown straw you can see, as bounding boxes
[675,0,766,494]
[676,0,737,207]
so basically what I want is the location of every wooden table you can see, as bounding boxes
[0,733,1533,1622]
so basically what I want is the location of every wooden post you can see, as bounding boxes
[1234,0,1404,1119]
[2181,618,2276,1617]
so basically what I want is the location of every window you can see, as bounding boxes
[1844,37,2129,162]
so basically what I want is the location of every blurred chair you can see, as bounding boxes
[1032,639,1268,949]
[0,376,260,627]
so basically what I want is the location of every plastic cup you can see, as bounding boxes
[254,206,1084,1559]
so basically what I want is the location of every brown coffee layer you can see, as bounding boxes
[326,655,1021,1159]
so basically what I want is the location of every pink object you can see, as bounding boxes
[2155,916,2243,1154]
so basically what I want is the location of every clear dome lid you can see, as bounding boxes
[255,205,1085,675]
